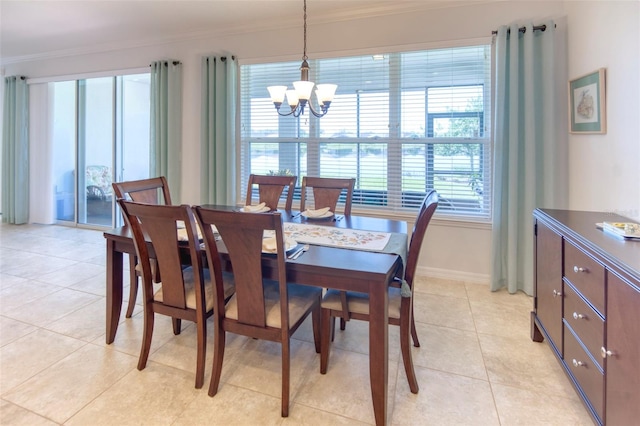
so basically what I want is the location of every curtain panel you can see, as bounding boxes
[491,21,566,295]
[200,55,237,205]
[2,76,29,224]
[150,60,183,203]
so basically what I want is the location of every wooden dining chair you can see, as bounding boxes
[193,206,321,417]
[245,174,297,211]
[112,177,172,318]
[299,176,356,216]
[320,189,438,394]
[117,200,235,389]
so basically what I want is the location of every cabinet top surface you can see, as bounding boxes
[535,208,640,281]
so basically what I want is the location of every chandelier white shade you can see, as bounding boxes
[267,0,337,118]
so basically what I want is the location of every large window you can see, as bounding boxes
[240,44,491,219]
[52,73,150,227]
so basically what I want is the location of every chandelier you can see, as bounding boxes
[267,0,337,118]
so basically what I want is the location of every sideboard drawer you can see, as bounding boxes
[563,281,605,369]
[564,324,604,422]
[564,241,605,315]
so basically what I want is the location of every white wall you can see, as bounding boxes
[564,1,640,221]
[3,1,638,282]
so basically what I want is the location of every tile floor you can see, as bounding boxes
[0,223,594,425]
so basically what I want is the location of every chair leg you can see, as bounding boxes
[400,306,419,393]
[410,297,420,347]
[172,318,182,335]
[137,309,155,371]
[320,308,332,374]
[410,314,420,347]
[281,338,290,417]
[194,317,207,389]
[340,317,347,330]
[311,301,321,354]
[208,323,226,397]
[125,254,138,318]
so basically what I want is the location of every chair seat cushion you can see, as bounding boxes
[154,268,235,312]
[225,281,321,328]
[321,287,402,320]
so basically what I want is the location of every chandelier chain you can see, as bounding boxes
[302,0,308,61]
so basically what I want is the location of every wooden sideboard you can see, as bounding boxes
[532,209,640,425]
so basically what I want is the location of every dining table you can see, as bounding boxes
[103,206,407,425]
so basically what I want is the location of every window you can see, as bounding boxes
[240,44,491,219]
[52,73,151,227]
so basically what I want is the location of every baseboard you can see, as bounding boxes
[416,265,490,284]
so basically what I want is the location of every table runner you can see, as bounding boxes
[283,222,391,251]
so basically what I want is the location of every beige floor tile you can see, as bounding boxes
[284,402,370,425]
[3,287,101,327]
[391,367,500,425]
[91,312,184,358]
[470,297,531,338]
[65,363,200,426]
[35,262,104,287]
[0,272,30,290]
[0,316,37,347]
[174,384,283,425]
[221,337,318,400]
[466,282,532,309]
[413,276,468,299]
[3,344,136,424]
[479,333,580,400]
[45,298,106,342]
[295,347,399,424]
[322,318,402,362]
[412,292,475,331]
[0,328,86,394]
[492,383,595,425]
[412,322,487,380]
[0,280,64,315]
[0,399,58,426]
[1,254,78,280]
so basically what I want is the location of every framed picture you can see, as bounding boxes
[569,68,606,134]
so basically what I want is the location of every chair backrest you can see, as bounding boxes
[245,174,297,211]
[112,176,172,205]
[404,190,438,287]
[299,176,356,215]
[118,200,205,311]
[194,207,289,330]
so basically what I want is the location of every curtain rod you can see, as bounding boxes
[491,24,553,36]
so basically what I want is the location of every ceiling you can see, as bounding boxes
[0,0,453,64]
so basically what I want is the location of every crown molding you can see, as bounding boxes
[1,1,492,65]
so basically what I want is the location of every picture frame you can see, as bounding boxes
[569,68,606,134]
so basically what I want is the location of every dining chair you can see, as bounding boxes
[112,176,172,318]
[320,189,438,393]
[193,206,321,417]
[117,199,235,389]
[299,176,356,331]
[299,176,355,216]
[245,174,297,211]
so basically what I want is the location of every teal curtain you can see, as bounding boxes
[200,55,237,205]
[491,21,564,295]
[150,60,182,203]
[2,76,29,224]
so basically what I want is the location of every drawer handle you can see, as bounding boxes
[601,347,614,358]
[572,359,585,367]
[572,312,585,320]
[573,266,587,273]
[552,289,562,298]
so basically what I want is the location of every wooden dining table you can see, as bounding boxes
[103,206,407,425]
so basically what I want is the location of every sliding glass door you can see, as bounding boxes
[52,73,150,227]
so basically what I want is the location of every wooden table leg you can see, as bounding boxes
[369,280,389,425]
[106,238,123,344]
